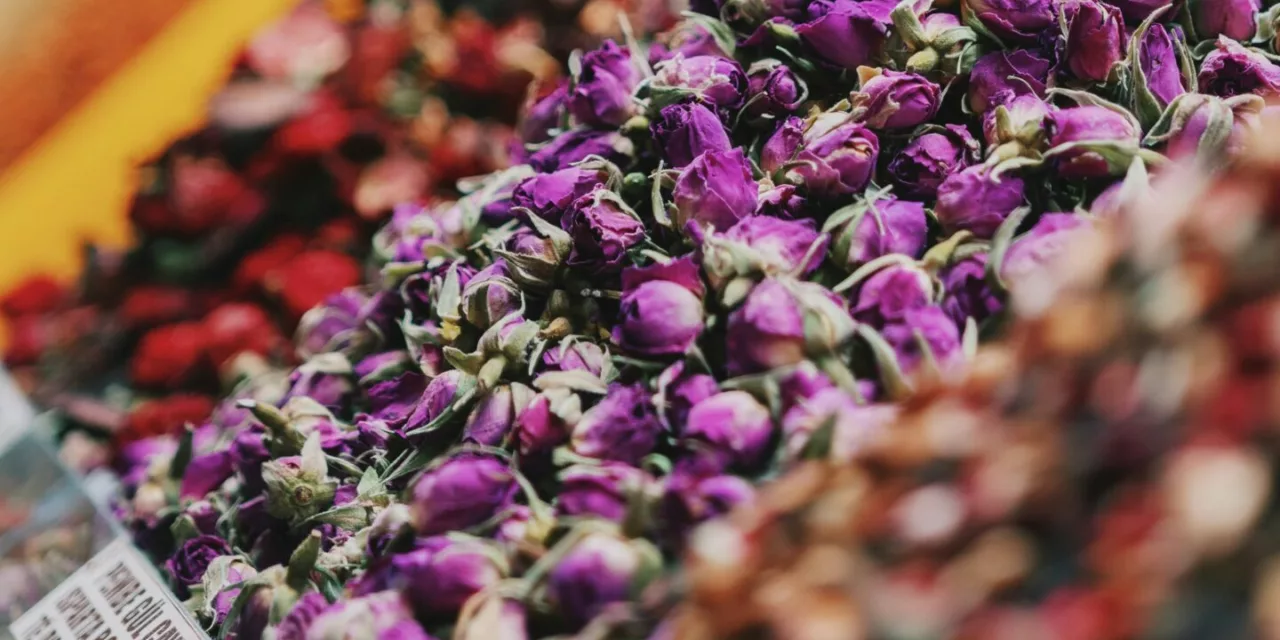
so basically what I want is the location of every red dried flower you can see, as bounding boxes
[3,315,50,366]
[1,275,66,318]
[202,302,284,368]
[271,249,363,319]
[274,91,353,155]
[118,394,215,444]
[129,322,210,389]
[119,286,199,329]
[233,234,307,294]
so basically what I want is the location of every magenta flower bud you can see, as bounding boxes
[983,94,1053,149]
[850,262,935,327]
[556,462,655,522]
[881,306,964,373]
[230,427,269,492]
[296,289,368,358]
[570,383,664,465]
[829,197,928,270]
[542,341,608,376]
[703,216,827,290]
[966,0,1055,42]
[1158,93,1260,159]
[1139,24,1189,108]
[365,371,429,430]
[515,391,575,457]
[283,355,354,415]
[725,278,856,375]
[404,370,471,434]
[673,148,759,233]
[547,531,660,629]
[653,22,730,62]
[527,129,632,173]
[463,383,536,447]
[796,0,889,70]
[940,253,1004,327]
[681,391,775,471]
[650,102,733,168]
[165,535,231,595]
[755,183,809,219]
[1198,38,1280,98]
[761,114,880,198]
[854,69,941,130]
[655,362,720,430]
[1064,0,1126,83]
[614,257,707,357]
[1192,0,1261,41]
[967,50,1051,114]
[744,60,805,123]
[521,82,568,145]
[935,166,1026,238]
[561,188,646,274]
[511,167,605,224]
[391,535,509,616]
[179,500,222,536]
[651,55,748,111]
[569,41,641,128]
[660,471,755,545]
[305,591,434,640]
[781,388,897,462]
[461,260,521,330]
[207,558,257,624]
[272,592,329,640]
[410,452,519,535]
[887,125,981,199]
[179,450,235,500]
[1046,106,1141,178]
[1001,213,1091,289]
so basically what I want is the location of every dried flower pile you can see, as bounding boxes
[83,0,1280,638]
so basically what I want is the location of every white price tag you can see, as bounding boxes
[9,538,207,640]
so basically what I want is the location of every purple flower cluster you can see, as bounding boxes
[116,0,1280,637]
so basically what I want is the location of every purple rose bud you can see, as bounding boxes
[547,531,659,629]
[711,216,828,284]
[499,227,567,292]
[515,390,576,457]
[165,535,231,595]
[754,184,809,220]
[365,371,429,430]
[935,166,1026,238]
[1110,0,1174,22]
[850,262,935,327]
[940,253,1004,327]
[651,55,748,111]
[887,125,981,199]
[968,50,1051,114]
[614,257,707,357]
[1064,0,1125,83]
[511,168,605,224]
[410,453,519,536]
[1046,106,1141,178]
[180,500,221,536]
[1198,38,1280,98]
[570,383,664,465]
[179,451,234,500]
[541,341,607,377]
[462,383,536,447]
[983,94,1054,151]
[655,362,720,430]
[681,391,774,471]
[650,102,733,168]
[306,591,434,640]
[854,69,941,130]
[655,21,731,62]
[569,41,641,128]
[761,114,880,198]
[560,188,646,275]
[391,535,509,616]
[556,462,655,522]
[673,148,759,233]
[355,351,411,381]
[273,592,330,640]
[796,0,889,70]
[367,504,413,559]
[461,260,522,330]
[880,306,964,373]
[521,82,568,145]
[1001,213,1091,289]
[781,388,897,462]
[660,471,754,546]
[284,355,355,415]
[209,558,257,624]
[1156,93,1259,159]
[1193,0,1261,41]
[296,289,368,358]
[1139,24,1189,108]
[527,129,632,173]
[492,505,542,547]
[829,197,928,270]
[743,60,805,123]
[725,278,856,375]
[965,0,1055,42]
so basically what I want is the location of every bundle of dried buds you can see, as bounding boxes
[669,108,1280,639]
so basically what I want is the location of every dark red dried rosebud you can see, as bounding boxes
[118,394,214,445]
[3,315,51,366]
[202,302,285,368]
[314,218,362,252]
[343,23,412,106]
[129,322,211,389]
[119,286,199,329]
[167,156,264,237]
[1,275,65,318]
[274,92,354,155]
[272,250,363,319]
[233,234,306,294]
